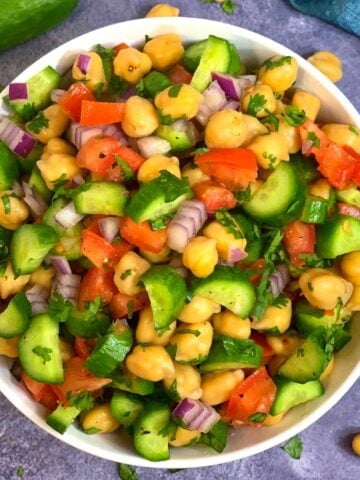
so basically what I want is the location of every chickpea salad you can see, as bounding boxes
[0,32,359,462]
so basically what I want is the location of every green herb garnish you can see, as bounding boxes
[247,93,267,116]
[118,464,138,480]
[27,110,49,133]
[282,105,306,127]
[32,345,52,364]
[281,435,303,459]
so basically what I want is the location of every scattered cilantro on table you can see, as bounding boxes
[201,0,237,15]
[118,463,138,480]
[281,435,303,459]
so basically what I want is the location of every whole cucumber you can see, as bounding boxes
[0,0,79,52]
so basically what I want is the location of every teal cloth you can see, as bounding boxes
[289,0,360,36]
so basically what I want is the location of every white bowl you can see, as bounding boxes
[0,17,359,469]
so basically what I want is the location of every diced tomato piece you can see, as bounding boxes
[250,331,273,364]
[80,101,125,126]
[115,146,145,172]
[338,202,360,219]
[196,148,258,191]
[192,180,236,213]
[51,357,111,405]
[226,367,277,424]
[168,64,192,84]
[283,220,316,268]
[58,83,95,122]
[109,291,149,318]
[78,267,118,309]
[74,337,97,359]
[21,372,58,410]
[76,136,122,174]
[120,216,168,254]
[243,258,266,286]
[343,146,360,186]
[113,42,129,55]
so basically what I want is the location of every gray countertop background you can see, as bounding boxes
[0,1,360,479]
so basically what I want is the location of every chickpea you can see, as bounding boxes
[201,370,244,406]
[267,354,286,377]
[266,331,303,357]
[143,34,184,71]
[137,154,180,183]
[122,96,160,138]
[212,310,251,340]
[258,55,298,92]
[29,265,56,290]
[125,344,175,381]
[277,116,301,154]
[37,153,81,190]
[242,85,276,118]
[242,114,268,147]
[247,132,289,169]
[146,3,180,17]
[346,286,360,311]
[154,84,203,120]
[139,245,171,264]
[179,295,221,324]
[170,427,201,447]
[0,336,19,358]
[182,236,218,278]
[299,268,353,310]
[341,251,360,286]
[81,404,120,433]
[41,138,76,161]
[181,164,210,187]
[291,90,321,121]
[113,48,152,84]
[204,109,248,149]
[59,338,74,363]
[136,307,176,346]
[0,262,30,300]
[262,413,284,426]
[352,433,360,456]
[114,251,151,296]
[252,298,292,334]
[307,51,343,83]
[169,321,213,364]
[203,220,247,261]
[322,124,360,153]
[72,52,107,91]
[163,363,202,400]
[0,190,29,230]
[308,178,332,200]
[28,105,69,144]
[319,355,335,382]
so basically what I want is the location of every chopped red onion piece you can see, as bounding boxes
[227,245,248,264]
[99,217,120,243]
[53,273,81,301]
[70,122,102,150]
[77,54,91,74]
[12,180,24,197]
[222,100,239,110]
[103,124,129,146]
[54,201,85,229]
[119,86,137,100]
[9,83,28,101]
[71,175,85,187]
[25,284,49,315]
[22,181,47,217]
[167,222,189,253]
[169,256,188,278]
[137,136,171,158]
[50,88,66,103]
[196,80,227,126]
[181,199,207,224]
[0,118,37,158]
[172,398,220,433]
[269,263,290,298]
[238,74,257,86]
[48,255,72,275]
[212,72,242,100]
[302,139,314,155]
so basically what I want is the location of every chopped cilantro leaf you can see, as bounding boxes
[349,125,359,136]
[262,56,292,71]
[21,102,37,122]
[52,173,68,190]
[115,156,134,182]
[168,469,184,474]
[32,345,52,364]
[108,75,129,97]
[150,213,173,231]
[176,328,201,336]
[263,151,277,170]
[120,269,133,280]
[16,466,24,478]
[127,300,134,319]
[1,194,11,214]
[84,296,102,317]
[201,0,237,14]
[67,391,95,411]
[247,93,267,116]
[167,379,181,401]
[282,105,306,127]
[234,185,252,203]
[118,464,138,480]
[261,111,279,131]
[199,421,228,453]
[157,109,175,125]
[84,427,102,435]
[297,348,304,357]
[307,131,320,148]
[272,293,288,308]
[248,412,267,423]
[168,84,182,98]
[281,435,303,459]
[27,111,49,133]
[48,292,73,323]
[298,253,331,269]
[215,208,244,239]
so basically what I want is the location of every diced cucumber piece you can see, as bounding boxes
[110,391,144,426]
[16,142,43,174]
[47,404,80,434]
[19,314,64,384]
[316,214,360,258]
[182,39,208,73]
[66,308,111,339]
[140,71,171,98]
[0,141,19,191]
[300,195,328,223]
[295,299,338,337]
[11,224,58,275]
[141,265,187,333]
[125,170,193,223]
[0,292,31,339]
[134,401,170,462]
[73,182,129,216]
[270,377,324,415]
[191,265,256,318]
[199,335,262,373]
[110,371,154,396]
[333,325,352,352]
[28,165,52,203]
[191,35,231,92]
[336,186,360,207]
[156,125,193,152]
[227,43,244,75]
[242,162,307,227]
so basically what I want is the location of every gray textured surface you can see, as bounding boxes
[0,1,360,479]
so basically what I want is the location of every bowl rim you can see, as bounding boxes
[0,16,359,469]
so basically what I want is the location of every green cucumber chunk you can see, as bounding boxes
[0,226,12,273]
[47,404,80,434]
[73,181,128,216]
[182,39,208,73]
[66,307,111,339]
[191,35,231,92]
[242,161,306,227]
[110,391,144,426]
[0,291,31,339]
[0,141,20,190]
[336,187,360,207]
[140,71,171,98]
[110,370,154,396]
[141,265,187,333]
[134,401,170,461]
[11,223,58,275]
[28,165,52,203]
[199,335,262,373]
[295,299,338,337]
[316,214,360,258]
[85,327,133,377]
[125,170,192,223]
[270,377,324,415]
[289,152,320,183]
[300,195,327,223]
[19,313,64,384]
[333,324,352,352]
[227,43,244,75]
[16,142,43,173]
[278,328,329,383]
[155,125,193,152]
[191,265,256,318]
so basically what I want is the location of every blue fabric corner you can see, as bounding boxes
[289,0,360,36]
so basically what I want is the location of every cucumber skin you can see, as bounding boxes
[0,0,79,52]
[47,405,80,434]
[270,377,324,415]
[316,214,360,258]
[0,292,31,339]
